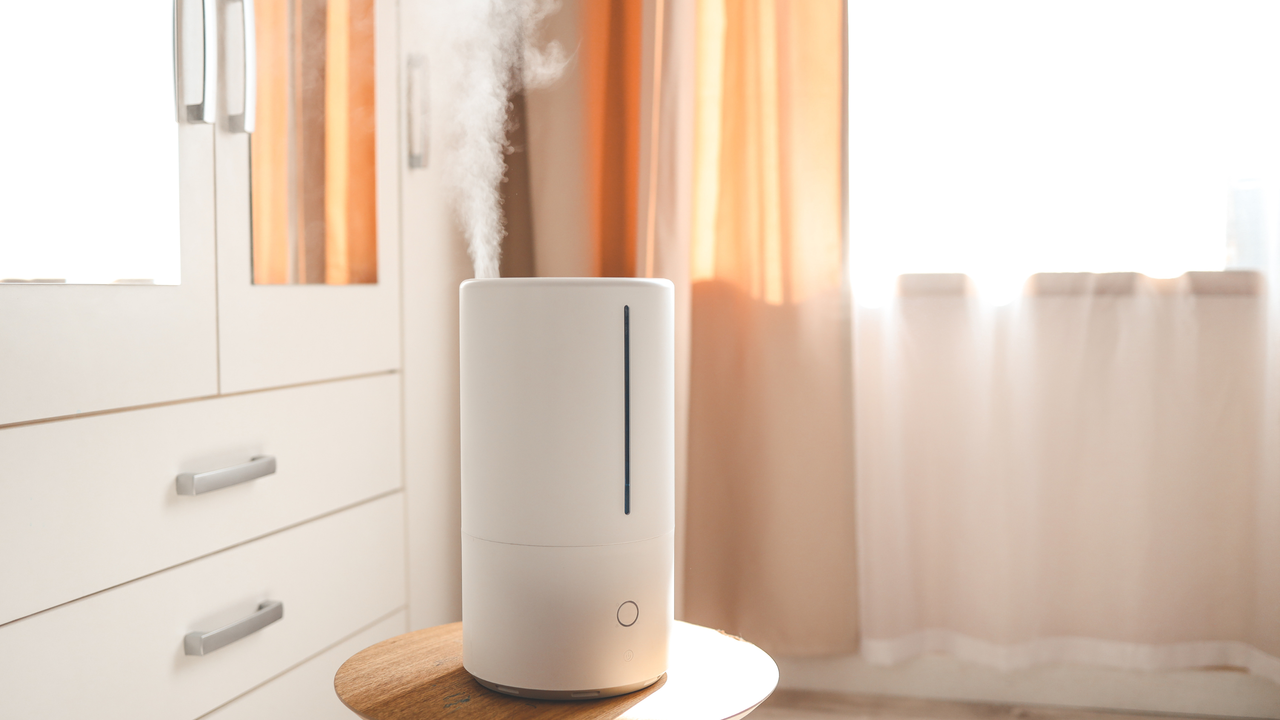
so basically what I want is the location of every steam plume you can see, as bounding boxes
[439,0,568,278]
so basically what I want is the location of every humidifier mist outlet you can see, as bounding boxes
[460,278,675,700]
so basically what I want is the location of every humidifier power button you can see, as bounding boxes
[617,601,639,627]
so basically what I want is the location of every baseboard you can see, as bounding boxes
[774,653,1280,719]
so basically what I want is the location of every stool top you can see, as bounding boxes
[334,620,779,720]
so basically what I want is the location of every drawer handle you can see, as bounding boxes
[184,600,283,656]
[176,455,276,495]
[227,0,257,133]
[173,0,218,123]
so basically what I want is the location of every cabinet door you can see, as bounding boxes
[0,2,219,426]
[214,0,401,393]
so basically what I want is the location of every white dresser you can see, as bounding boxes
[0,1,430,716]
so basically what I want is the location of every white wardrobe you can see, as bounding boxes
[0,1,467,717]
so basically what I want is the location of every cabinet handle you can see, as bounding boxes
[176,455,276,495]
[173,0,218,123]
[184,600,283,656]
[407,54,430,169]
[229,0,256,133]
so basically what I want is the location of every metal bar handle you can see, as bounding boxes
[173,0,218,123]
[407,54,430,168]
[184,600,283,656]
[230,0,256,133]
[176,455,276,495]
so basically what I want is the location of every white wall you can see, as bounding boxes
[399,0,473,630]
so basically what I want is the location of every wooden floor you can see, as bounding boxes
[755,690,1231,720]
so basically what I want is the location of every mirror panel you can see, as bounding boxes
[251,0,377,285]
[0,4,181,285]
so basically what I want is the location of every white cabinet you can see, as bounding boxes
[0,1,417,717]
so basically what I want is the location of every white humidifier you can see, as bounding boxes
[460,277,675,700]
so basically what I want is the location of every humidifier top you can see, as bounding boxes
[460,277,675,548]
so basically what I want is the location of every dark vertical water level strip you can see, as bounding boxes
[624,305,631,515]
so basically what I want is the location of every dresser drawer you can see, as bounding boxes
[0,372,401,626]
[205,610,407,720]
[0,493,406,720]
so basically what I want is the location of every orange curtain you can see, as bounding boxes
[545,0,854,654]
[583,0,643,277]
[680,0,857,654]
[689,0,843,301]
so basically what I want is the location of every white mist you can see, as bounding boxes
[435,0,567,278]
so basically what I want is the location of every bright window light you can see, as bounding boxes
[848,1,1280,299]
[0,4,180,285]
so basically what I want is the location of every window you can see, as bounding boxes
[847,1,1280,302]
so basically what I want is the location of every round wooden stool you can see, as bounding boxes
[335,620,779,720]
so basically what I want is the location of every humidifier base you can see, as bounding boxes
[472,672,665,700]
[462,532,674,693]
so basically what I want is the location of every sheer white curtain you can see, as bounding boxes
[854,276,1280,681]
[849,1,1280,684]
